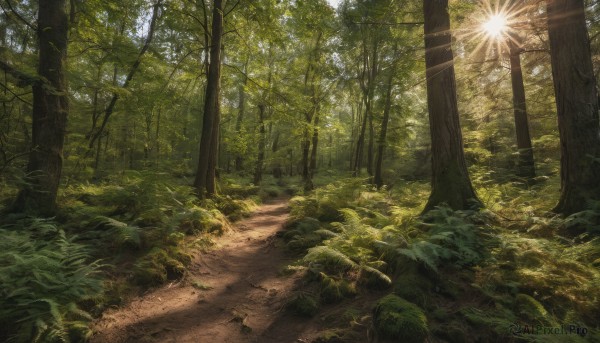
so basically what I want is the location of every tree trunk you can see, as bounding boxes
[547,0,600,214]
[374,46,398,188]
[301,127,313,190]
[253,104,266,184]
[13,0,69,216]
[367,111,374,176]
[509,39,536,180]
[422,0,481,212]
[272,131,283,178]
[194,0,225,197]
[310,108,320,176]
[353,103,368,176]
[234,58,248,172]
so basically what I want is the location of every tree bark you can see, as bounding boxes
[547,0,600,214]
[422,0,481,212]
[194,0,225,197]
[509,39,536,179]
[13,0,69,216]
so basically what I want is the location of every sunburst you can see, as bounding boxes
[483,14,507,38]
[457,0,530,60]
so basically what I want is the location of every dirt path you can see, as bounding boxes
[91,198,319,343]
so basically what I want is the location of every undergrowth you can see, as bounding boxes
[283,176,600,342]
[0,219,103,343]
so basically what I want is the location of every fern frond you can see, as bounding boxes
[304,246,357,272]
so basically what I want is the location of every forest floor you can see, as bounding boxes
[90,197,323,343]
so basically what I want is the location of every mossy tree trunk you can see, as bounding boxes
[13,0,69,216]
[547,0,600,214]
[422,0,481,212]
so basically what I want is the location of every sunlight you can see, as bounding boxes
[455,0,531,61]
[483,14,507,39]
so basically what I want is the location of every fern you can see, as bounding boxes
[304,246,357,272]
[397,206,485,272]
[0,220,104,343]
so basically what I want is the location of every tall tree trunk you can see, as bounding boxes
[422,0,480,212]
[253,104,266,184]
[301,127,312,189]
[353,100,368,176]
[374,45,398,188]
[194,0,225,197]
[509,39,536,180]
[234,57,248,172]
[13,0,69,216]
[205,106,219,194]
[547,0,600,214]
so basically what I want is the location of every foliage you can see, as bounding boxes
[0,220,103,343]
[372,294,428,343]
[397,206,486,272]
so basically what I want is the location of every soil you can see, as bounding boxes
[91,198,323,343]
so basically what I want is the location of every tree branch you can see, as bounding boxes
[1,0,36,31]
[224,0,240,17]
[87,0,162,150]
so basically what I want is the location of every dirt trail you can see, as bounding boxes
[91,198,319,343]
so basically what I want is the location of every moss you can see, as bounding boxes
[393,273,432,308]
[288,294,319,317]
[133,248,185,286]
[313,330,345,343]
[372,295,428,343]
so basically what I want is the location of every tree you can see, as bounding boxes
[374,44,398,188]
[422,0,480,211]
[12,0,69,216]
[194,0,225,197]
[508,37,536,179]
[546,0,600,214]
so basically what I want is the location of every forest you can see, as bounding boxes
[0,0,599,342]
